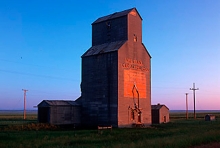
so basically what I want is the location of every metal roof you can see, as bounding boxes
[92,8,141,24]
[151,104,169,110]
[82,40,126,57]
[38,100,80,107]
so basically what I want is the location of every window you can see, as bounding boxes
[133,34,137,42]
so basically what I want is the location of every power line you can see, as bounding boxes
[152,86,188,89]
[0,58,76,72]
[0,69,77,81]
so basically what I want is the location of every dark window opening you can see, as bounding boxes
[106,21,111,29]
[138,112,141,123]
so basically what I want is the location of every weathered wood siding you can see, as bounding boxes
[50,106,81,125]
[92,16,127,46]
[81,52,118,127]
[159,106,169,123]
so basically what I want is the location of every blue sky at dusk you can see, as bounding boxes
[0,0,219,110]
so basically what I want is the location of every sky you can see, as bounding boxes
[0,0,219,110]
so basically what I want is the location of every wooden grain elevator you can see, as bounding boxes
[78,8,151,128]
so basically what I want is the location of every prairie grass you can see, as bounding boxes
[0,111,220,148]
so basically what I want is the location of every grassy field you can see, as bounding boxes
[0,111,220,148]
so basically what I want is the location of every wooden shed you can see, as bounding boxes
[38,100,81,125]
[151,104,169,124]
[205,114,215,121]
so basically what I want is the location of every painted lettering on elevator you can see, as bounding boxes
[122,58,149,72]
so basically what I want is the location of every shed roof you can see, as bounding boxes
[38,100,80,107]
[151,104,169,110]
[92,8,142,24]
[82,40,126,57]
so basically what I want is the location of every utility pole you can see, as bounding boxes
[185,93,188,120]
[190,83,199,119]
[22,89,28,120]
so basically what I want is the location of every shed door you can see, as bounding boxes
[163,116,166,123]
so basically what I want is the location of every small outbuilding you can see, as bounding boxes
[151,104,169,124]
[205,114,215,121]
[38,100,81,125]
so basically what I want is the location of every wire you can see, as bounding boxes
[0,69,77,81]
[0,58,76,72]
[152,86,189,89]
